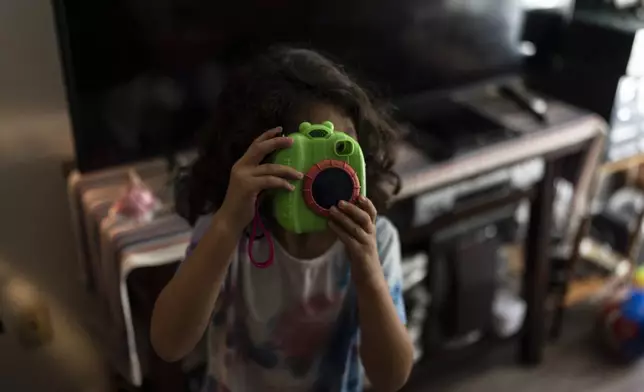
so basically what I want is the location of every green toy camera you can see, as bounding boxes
[271,121,366,233]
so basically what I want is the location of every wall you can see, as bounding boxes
[0,1,68,113]
[0,0,76,302]
[0,0,109,390]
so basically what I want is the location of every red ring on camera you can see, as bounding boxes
[302,159,361,217]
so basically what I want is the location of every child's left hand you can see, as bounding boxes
[328,196,381,284]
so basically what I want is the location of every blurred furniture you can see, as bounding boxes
[389,84,606,373]
[560,155,644,310]
[524,7,644,335]
[594,158,644,262]
[67,162,191,387]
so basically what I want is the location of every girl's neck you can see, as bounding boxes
[271,224,337,260]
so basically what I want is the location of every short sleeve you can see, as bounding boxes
[375,217,407,325]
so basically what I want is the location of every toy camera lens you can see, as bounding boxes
[311,168,355,209]
[335,141,354,156]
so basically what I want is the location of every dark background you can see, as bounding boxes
[53,0,525,172]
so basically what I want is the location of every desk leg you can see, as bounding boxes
[520,160,557,365]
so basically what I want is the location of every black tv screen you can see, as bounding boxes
[53,0,524,172]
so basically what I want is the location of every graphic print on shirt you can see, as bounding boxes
[271,292,344,377]
[231,303,280,370]
[230,291,344,379]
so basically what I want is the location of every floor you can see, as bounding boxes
[0,260,110,392]
[4,262,643,392]
[407,306,644,392]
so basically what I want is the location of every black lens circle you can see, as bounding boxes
[310,168,354,210]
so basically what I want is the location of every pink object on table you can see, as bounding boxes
[108,170,161,223]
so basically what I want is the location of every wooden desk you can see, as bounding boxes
[392,95,607,366]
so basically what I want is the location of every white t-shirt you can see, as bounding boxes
[183,215,406,392]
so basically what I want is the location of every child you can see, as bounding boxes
[151,47,413,392]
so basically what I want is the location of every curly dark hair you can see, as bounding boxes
[186,47,401,224]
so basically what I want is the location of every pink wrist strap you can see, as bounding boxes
[248,199,274,268]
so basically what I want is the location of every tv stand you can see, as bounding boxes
[398,78,556,163]
[404,101,516,162]
[391,86,607,378]
[498,83,549,124]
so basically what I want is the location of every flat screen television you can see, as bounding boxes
[52,0,525,172]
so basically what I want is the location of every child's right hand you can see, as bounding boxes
[219,127,303,232]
